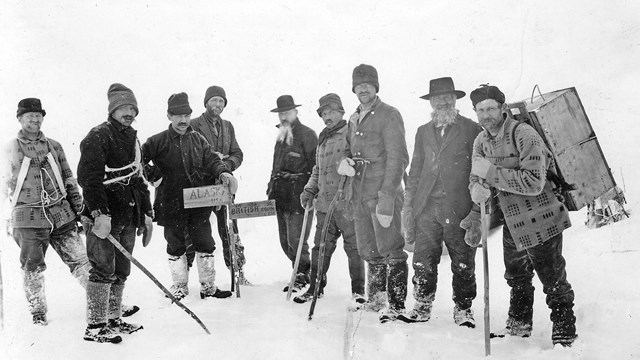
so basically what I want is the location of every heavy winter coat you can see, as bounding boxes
[5,130,83,229]
[470,118,571,250]
[304,120,349,213]
[346,97,409,202]
[190,111,243,171]
[78,118,151,227]
[141,125,230,226]
[405,114,482,221]
[268,118,318,213]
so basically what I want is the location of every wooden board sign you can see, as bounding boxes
[183,185,231,209]
[229,200,276,219]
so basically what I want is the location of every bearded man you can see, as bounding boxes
[267,95,318,292]
[399,77,482,326]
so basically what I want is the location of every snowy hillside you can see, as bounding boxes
[2,0,640,359]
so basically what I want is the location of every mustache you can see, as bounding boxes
[122,115,135,121]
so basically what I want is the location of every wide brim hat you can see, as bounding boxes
[270,95,301,113]
[419,77,465,100]
[316,93,344,116]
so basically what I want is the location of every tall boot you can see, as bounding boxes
[84,281,121,343]
[551,303,577,347]
[364,263,388,312]
[107,283,143,334]
[379,261,407,323]
[197,252,231,299]
[24,270,47,325]
[505,282,535,337]
[168,254,189,300]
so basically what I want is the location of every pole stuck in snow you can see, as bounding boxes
[481,201,491,356]
[286,207,312,301]
[105,234,211,335]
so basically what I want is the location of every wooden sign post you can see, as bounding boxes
[229,200,276,219]
[183,185,231,209]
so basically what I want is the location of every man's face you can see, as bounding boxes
[18,112,44,134]
[112,105,137,127]
[354,83,377,106]
[278,109,297,126]
[168,113,191,134]
[206,96,225,117]
[474,99,505,134]
[319,108,343,129]
[429,93,456,111]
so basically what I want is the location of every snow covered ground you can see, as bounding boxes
[2,0,640,359]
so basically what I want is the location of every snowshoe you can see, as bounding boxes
[108,318,143,335]
[453,305,475,328]
[293,289,323,304]
[32,314,48,326]
[84,324,123,344]
[122,304,140,318]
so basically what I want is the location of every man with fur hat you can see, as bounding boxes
[469,84,577,347]
[2,98,88,326]
[337,64,409,323]
[267,95,318,293]
[142,92,237,301]
[293,93,365,304]
[77,83,152,343]
[399,77,482,326]
[190,85,250,285]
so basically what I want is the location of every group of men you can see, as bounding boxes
[267,64,577,347]
[2,63,578,347]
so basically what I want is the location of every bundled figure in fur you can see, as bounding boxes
[77,83,153,343]
[294,93,365,305]
[401,77,482,326]
[468,84,577,347]
[141,92,238,302]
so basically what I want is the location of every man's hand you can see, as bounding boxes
[92,214,111,239]
[220,173,238,194]
[376,191,394,228]
[460,210,482,247]
[138,214,154,247]
[471,157,493,179]
[337,157,356,177]
[299,189,315,210]
[80,215,93,235]
[471,182,491,204]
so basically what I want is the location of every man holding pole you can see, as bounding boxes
[468,84,577,347]
[267,95,317,293]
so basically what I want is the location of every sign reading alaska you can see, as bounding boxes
[183,185,231,209]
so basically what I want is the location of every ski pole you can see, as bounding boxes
[105,234,211,335]
[308,176,346,320]
[286,207,311,301]
[481,200,491,356]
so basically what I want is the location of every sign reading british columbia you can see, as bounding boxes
[229,200,276,219]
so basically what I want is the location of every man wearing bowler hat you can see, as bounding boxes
[337,64,409,323]
[399,77,482,326]
[190,85,251,286]
[267,95,318,293]
[142,92,237,302]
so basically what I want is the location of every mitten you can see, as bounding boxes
[92,214,111,239]
[376,191,394,228]
[460,210,482,247]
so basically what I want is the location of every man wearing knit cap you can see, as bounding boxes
[337,64,409,323]
[142,92,238,302]
[293,93,365,304]
[190,85,250,285]
[267,95,318,293]
[78,83,152,343]
[399,77,482,326]
[469,84,577,347]
[2,98,88,326]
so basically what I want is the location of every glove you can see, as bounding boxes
[220,173,238,195]
[460,210,482,247]
[376,191,394,228]
[401,206,416,246]
[300,189,315,210]
[80,215,93,235]
[92,214,111,239]
[471,157,493,179]
[138,214,154,247]
[470,182,491,204]
[337,157,356,177]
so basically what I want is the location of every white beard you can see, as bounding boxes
[431,107,459,127]
[277,124,293,145]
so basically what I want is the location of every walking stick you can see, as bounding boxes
[106,234,211,335]
[286,207,311,301]
[308,176,346,320]
[481,200,491,356]
[225,204,240,298]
